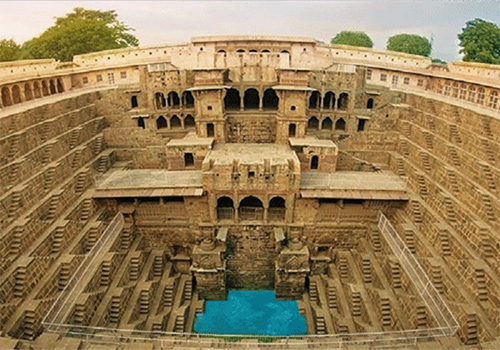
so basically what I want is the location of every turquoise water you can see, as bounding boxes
[193,290,307,336]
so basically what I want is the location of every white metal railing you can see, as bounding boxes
[42,212,124,330]
[377,211,460,335]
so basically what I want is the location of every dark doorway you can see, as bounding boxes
[224,88,240,110]
[156,116,167,129]
[263,88,279,109]
[311,155,319,170]
[137,117,145,129]
[184,153,194,167]
[244,88,259,109]
[207,123,215,137]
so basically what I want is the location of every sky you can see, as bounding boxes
[0,1,499,62]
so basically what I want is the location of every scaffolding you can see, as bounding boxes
[41,211,459,349]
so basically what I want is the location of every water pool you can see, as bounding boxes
[193,290,307,336]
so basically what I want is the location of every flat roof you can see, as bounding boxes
[203,143,298,166]
[289,137,337,148]
[94,170,203,198]
[300,171,408,200]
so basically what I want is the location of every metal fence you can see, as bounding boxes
[377,211,460,335]
[41,211,459,349]
[42,212,124,330]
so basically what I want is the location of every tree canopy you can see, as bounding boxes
[386,34,432,57]
[331,31,374,48]
[458,18,500,64]
[0,39,22,62]
[21,8,139,62]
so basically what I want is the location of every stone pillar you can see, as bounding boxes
[275,238,310,299]
[191,238,227,300]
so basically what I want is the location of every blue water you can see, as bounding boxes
[193,290,307,336]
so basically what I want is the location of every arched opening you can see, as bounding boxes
[11,85,21,104]
[307,117,319,130]
[239,196,263,221]
[41,81,49,96]
[184,115,195,128]
[289,123,296,137]
[335,118,346,131]
[269,196,286,221]
[468,86,476,102]
[323,91,335,109]
[217,196,234,220]
[167,91,180,108]
[244,88,259,109]
[217,50,226,55]
[249,49,258,53]
[207,123,215,137]
[488,91,498,109]
[224,88,240,110]
[24,83,33,101]
[459,84,467,100]
[182,91,194,108]
[49,80,56,94]
[155,92,166,109]
[131,95,138,108]
[2,87,12,106]
[56,78,64,93]
[477,88,485,105]
[337,93,349,110]
[321,117,333,130]
[366,98,374,109]
[137,117,145,129]
[309,91,321,109]
[262,49,270,53]
[310,155,319,170]
[33,82,41,98]
[170,115,181,128]
[263,88,279,109]
[156,116,167,129]
[236,49,245,54]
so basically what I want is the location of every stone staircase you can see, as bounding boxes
[443,196,456,223]
[449,124,462,144]
[479,162,496,190]
[8,191,23,218]
[315,315,326,334]
[50,227,64,254]
[380,297,392,327]
[447,145,461,167]
[162,284,174,309]
[45,192,61,220]
[44,167,56,191]
[100,261,111,287]
[480,138,495,163]
[309,281,318,303]
[174,314,185,332]
[410,200,423,224]
[415,173,428,197]
[327,286,337,309]
[8,135,21,159]
[446,168,460,194]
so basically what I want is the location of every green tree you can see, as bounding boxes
[21,7,139,61]
[0,39,21,62]
[458,18,500,64]
[386,34,432,57]
[331,31,374,48]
